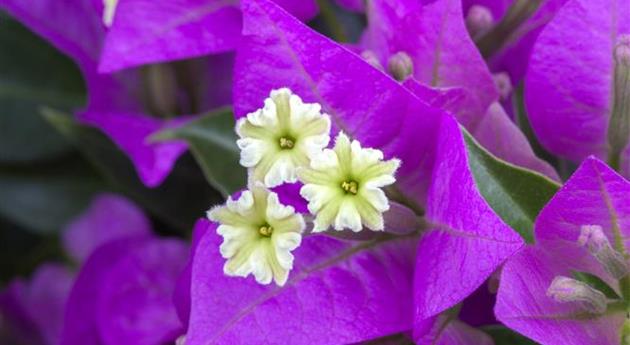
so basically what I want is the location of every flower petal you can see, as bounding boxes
[187,228,417,344]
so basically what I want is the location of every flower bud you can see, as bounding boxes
[493,72,513,101]
[608,35,630,169]
[361,50,384,71]
[578,225,629,279]
[387,52,414,81]
[546,276,607,314]
[144,63,179,117]
[466,5,494,39]
[615,35,630,67]
[382,202,423,235]
[175,335,186,345]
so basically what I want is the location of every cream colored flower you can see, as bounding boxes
[236,88,331,187]
[298,132,400,232]
[207,185,304,286]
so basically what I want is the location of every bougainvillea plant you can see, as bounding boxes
[0,0,628,344]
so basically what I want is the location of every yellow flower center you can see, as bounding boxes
[259,224,274,237]
[278,136,295,149]
[341,180,359,195]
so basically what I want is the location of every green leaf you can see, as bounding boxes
[361,333,414,345]
[0,13,86,163]
[513,84,581,180]
[310,0,365,42]
[43,108,223,232]
[463,130,561,243]
[0,158,105,234]
[482,325,538,345]
[572,271,621,300]
[151,107,246,196]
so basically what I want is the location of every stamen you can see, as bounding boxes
[341,180,359,195]
[279,136,295,149]
[259,224,274,237]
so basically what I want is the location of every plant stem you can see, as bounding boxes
[475,0,542,58]
[385,185,425,216]
[609,150,622,172]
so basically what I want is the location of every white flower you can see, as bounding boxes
[207,185,305,286]
[298,132,400,232]
[236,88,331,187]
[102,0,118,27]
